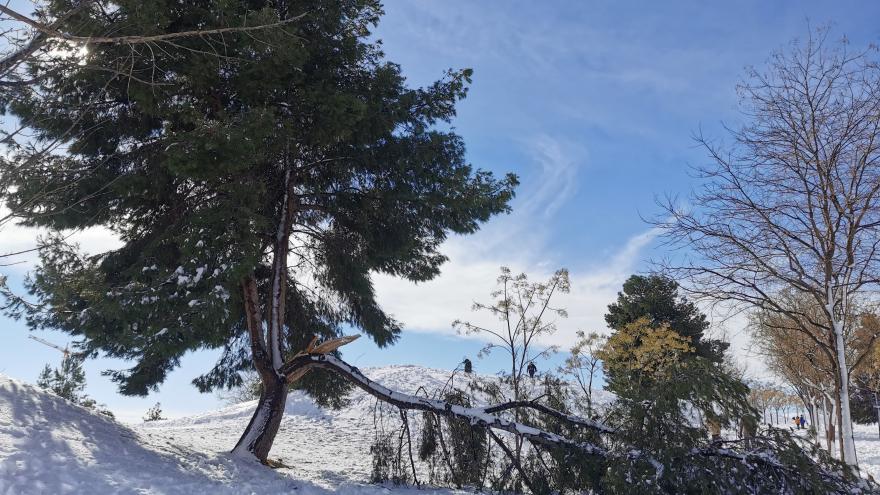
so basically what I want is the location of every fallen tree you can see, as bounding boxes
[279,347,611,457]
[272,336,874,494]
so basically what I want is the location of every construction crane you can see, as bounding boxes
[27,335,83,361]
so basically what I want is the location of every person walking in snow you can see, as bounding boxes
[800,415,807,429]
[792,416,800,430]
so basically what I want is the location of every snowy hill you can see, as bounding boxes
[137,364,591,489]
[0,369,463,494]
[2,366,880,493]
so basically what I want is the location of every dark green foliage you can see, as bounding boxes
[4,0,516,401]
[524,375,602,494]
[36,354,114,417]
[418,412,438,462]
[600,346,867,494]
[594,277,870,493]
[369,432,409,485]
[605,274,728,363]
[849,372,880,425]
[36,356,87,403]
[143,402,164,422]
[442,390,488,487]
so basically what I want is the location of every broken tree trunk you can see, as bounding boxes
[231,275,290,462]
[232,374,289,460]
[228,336,866,492]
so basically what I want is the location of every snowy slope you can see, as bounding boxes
[140,365,617,488]
[0,371,463,494]
[138,365,502,488]
[3,366,880,493]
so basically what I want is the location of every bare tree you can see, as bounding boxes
[560,330,605,416]
[656,28,880,466]
[454,267,570,404]
[453,267,569,474]
[751,293,880,453]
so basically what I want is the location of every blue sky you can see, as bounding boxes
[3,1,880,422]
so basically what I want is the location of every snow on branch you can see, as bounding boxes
[277,338,865,491]
[484,400,614,434]
[279,352,609,457]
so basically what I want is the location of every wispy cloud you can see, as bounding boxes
[372,227,657,348]
[374,134,656,348]
[517,135,581,219]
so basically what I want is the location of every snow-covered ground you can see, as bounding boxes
[854,425,880,482]
[1,366,879,493]
[0,367,471,494]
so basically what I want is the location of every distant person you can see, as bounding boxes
[800,415,807,429]
[527,362,537,378]
[793,416,800,430]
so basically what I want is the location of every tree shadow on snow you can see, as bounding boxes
[0,380,301,494]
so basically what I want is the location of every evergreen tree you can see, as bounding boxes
[605,274,727,363]
[143,402,165,422]
[850,372,880,426]
[597,317,862,494]
[4,0,516,462]
[36,356,87,403]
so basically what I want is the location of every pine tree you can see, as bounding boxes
[605,274,727,362]
[4,0,516,462]
[143,402,165,422]
[36,356,87,403]
[595,317,863,494]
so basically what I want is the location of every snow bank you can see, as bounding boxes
[0,373,462,494]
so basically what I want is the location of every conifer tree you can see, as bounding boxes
[143,402,165,422]
[4,0,516,461]
[605,274,727,362]
[36,355,87,403]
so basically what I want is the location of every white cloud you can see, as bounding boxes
[0,205,121,272]
[373,225,657,346]
[703,303,774,382]
[373,134,657,350]
[517,135,581,220]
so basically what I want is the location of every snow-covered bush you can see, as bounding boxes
[143,402,165,422]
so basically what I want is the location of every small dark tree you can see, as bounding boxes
[605,274,727,362]
[36,355,86,403]
[143,402,165,422]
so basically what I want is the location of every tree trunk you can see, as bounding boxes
[231,275,290,462]
[828,398,837,456]
[832,319,858,465]
[231,164,298,461]
[874,393,880,440]
[232,374,289,461]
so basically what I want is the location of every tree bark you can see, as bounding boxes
[832,317,858,465]
[231,275,290,462]
[232,374,289,461]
